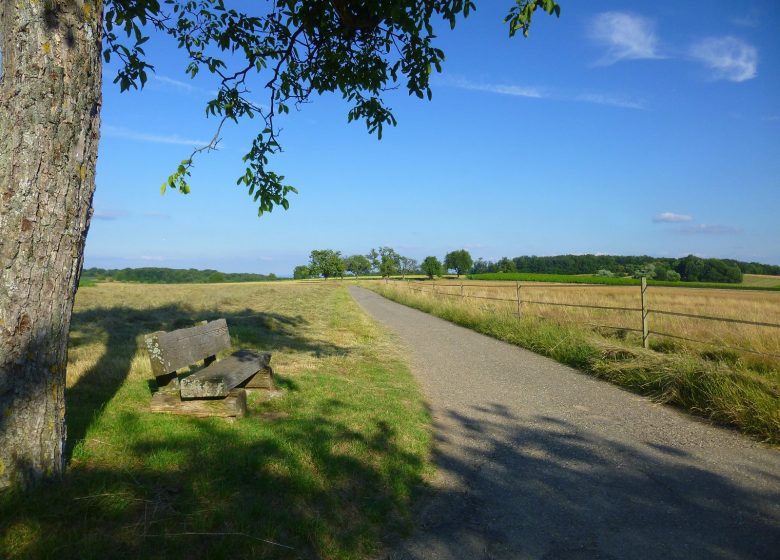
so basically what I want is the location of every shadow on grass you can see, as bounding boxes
[65,304,350,460]
[1,396,424,559]
[388,403,780,560]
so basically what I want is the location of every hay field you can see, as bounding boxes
[390,279,780,366]
[369,280,780,442]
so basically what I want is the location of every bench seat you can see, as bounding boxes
[180,350,271,399]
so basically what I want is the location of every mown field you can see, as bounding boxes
[368,280,780,443]
[0,282,431,560]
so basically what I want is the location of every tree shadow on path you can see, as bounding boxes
[388,403,780,560]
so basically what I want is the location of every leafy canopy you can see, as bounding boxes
[444,249,473,276]
[344,254,372,276]
[103,0,560,215]
[421,256,442,279]
[309,249,345,278]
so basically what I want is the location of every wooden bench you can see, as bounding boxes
[144,319,273,417]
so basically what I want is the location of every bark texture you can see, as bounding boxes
[0,0,102,489]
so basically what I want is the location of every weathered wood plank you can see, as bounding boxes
[149,389,247,417]
[241,366,274,390]
[144,319,231,376]
[179,350,271,399]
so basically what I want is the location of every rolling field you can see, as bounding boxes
[1,282,431,560]
[369,279,780,442]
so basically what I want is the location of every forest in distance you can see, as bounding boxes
[81,267,277,284]
[293,251,780,284]
[82,253,780,286]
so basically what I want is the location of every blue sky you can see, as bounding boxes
[87,1,780,275]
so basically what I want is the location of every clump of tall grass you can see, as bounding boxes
[370,283,780,444]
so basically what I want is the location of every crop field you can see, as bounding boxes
[390,279,780,363]
[468,272,780,291]
[742,274,780,288]
[0,282,431,560]
[370,279,780,442]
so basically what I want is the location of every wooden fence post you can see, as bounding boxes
[515,281,521,317]
[641,276,649,349]
[460,282,464,299]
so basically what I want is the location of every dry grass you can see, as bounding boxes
[368,281,780,443]
[392,279,780,368]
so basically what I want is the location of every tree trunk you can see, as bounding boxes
[0,0,102,489]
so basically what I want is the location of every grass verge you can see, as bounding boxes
[1,282,431,559]
[368,283,780,444]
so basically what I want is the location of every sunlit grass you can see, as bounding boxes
[1,282,431,560]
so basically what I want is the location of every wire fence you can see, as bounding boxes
[382,278,780,361]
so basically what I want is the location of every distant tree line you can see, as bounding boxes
[293,248,478,279]
[293,250,779,285]
[472,254,777,284]
[82,267,277,284]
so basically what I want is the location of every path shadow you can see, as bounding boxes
[65,304,350,460]
[388,404,780,560]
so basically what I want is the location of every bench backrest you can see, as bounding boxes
[145,319,231,376]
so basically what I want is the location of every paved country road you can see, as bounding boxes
[348,287,780,560]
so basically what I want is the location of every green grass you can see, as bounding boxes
[468,272,780,291]
[742,274,780,288]
[369,284,780,445]
[1,282,431,559]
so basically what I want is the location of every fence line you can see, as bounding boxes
[648,309,780,329]
[384,278,779,360]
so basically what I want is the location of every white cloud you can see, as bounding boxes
[590,12,662,65]
[102,125,210,147]
[653,212,693,223]
[730,6,761,28]
[444,76,544,99]
[150,74,218,97]
[93,209,128,220]
[689,37,758,82]
[677,224,742,235]
[574,93,645,110]
[139,255,166,261]
[441,76,644,110]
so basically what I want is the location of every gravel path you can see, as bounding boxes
[349,287,780,560]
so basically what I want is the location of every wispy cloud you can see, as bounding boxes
[143,211,171,219]
[102,125,210,147]
[444,77,544,99]
[653,212,693,223]
[730,6,761,28]
[150,74,218,97]
[139,255,166,261]
[689,37,758,82]
[440,76,645,110]
[589,12,663,65]
[677,224,742,235]
[93,209,128,220]
[574,93,645,110]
